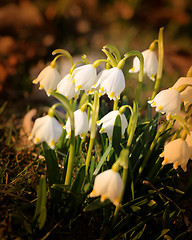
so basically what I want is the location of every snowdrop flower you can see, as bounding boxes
[33,65,61,96]
[172,77,192,110]
[97,110,128,142]
[185,131,192,158]
[129,49,158,81]
[148,88,181,119]
[65,109,89,138]
[93,68,125,100]
[29,115,63,149]
[89,169,123,206]
[160,138,190,171]
[71,64,97,94]
[57,74,80,100]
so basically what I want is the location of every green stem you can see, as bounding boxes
[151,27,164,99]
[85,138,95,174]
[93,59,113,68]
[52,49,73,66]
[113,149,129,222]
[170,115,190,134]
[127,102,139,148]
[113,99,119,110]
[102,49,117,67]
[103,44,121,62]
[85,92,100,175]
[50,91,75,186]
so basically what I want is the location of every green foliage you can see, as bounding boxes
[33,176,47,230]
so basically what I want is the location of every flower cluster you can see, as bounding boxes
[29,38,192,212]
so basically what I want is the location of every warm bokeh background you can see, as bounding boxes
[0,0,192,106]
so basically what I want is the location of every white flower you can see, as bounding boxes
[71,64,97,94]
[172,77,192,110]
[29,115,63,149]
[160,138,190,171]
[65,109,89,138]
[129,49,158,81]
[97,110,128,142]
[185,132,192,158]
[57,74,80,100]
[89,169,123,206]
[93,68,125,100]
[33,66,61,96]
[148,88,181,119]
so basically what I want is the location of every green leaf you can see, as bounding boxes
[93,143,113,176]
[152,229,170,240]
[112,114,122,154]
[34,176,47,230]
[89,156,95,181]
[70,164,86,195]
[84,198,111,212]
[131,224,146,240]
[163,203,170,230]
[52,184,70,192]
[42,142,60,200]
[0,101,7,115]
[175,231,188,240]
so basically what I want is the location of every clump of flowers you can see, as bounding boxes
[27,28,192,239]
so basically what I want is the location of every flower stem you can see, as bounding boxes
[85,92,100,175]
[52,49,74,66]
[50,91,75,185]
[113,99,118,110]
[151,27,164,99]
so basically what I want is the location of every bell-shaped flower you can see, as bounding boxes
[172,77,192,110]
[89,169,123,206]
[65,109,89,138]
[160,138,190,171]
[57,74,80,100]
[29,115,63,149]
[71,64,97,94]
[148,88,181,119]
[33,66,61,96]
[97,110,128,142]
[185,131,192,158]
[93,68,125,100]
[129,49,158,81]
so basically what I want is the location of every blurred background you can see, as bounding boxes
[0,0,192,108]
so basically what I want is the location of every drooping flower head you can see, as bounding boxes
[93,67,125,100]
[33,65,61,96]
[148,88,181,119]
[97,110,128,142]
[29,114,63,149]
[89,169,123,206]
[71,64,97,94]
[129,49,158,81]
[160,138,190,171]
[57,73,80,100]
[65,109,89,138]
[172,77,192,110]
